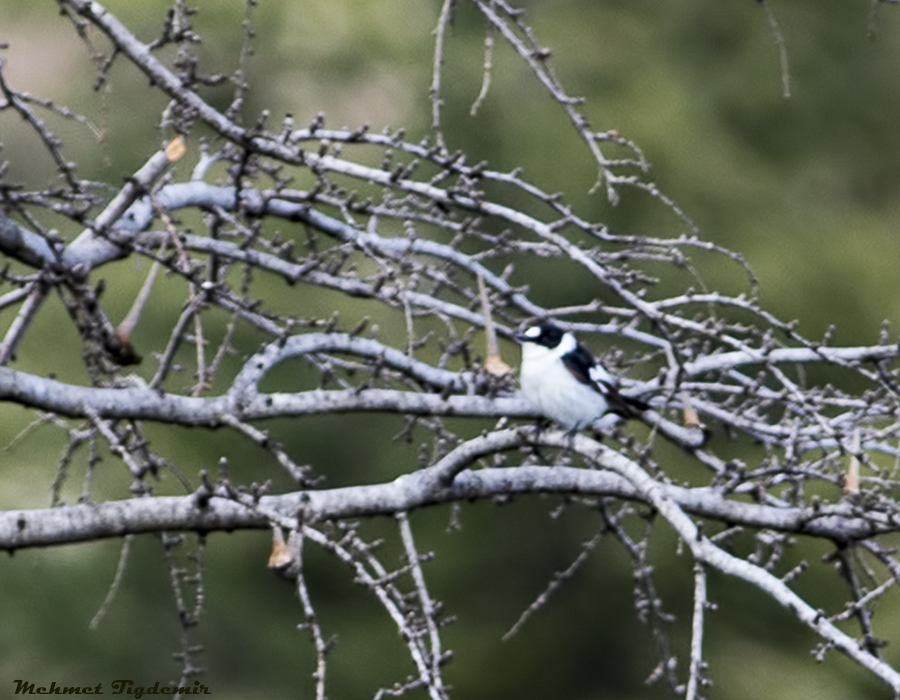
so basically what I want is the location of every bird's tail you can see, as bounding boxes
[606,388,649,418]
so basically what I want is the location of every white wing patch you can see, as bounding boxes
[589,363,616,387]
[555,332,578,356]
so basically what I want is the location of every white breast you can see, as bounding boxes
[519,342,610,430]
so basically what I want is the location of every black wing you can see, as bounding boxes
[561,346,648,418]
[561,344,602,389]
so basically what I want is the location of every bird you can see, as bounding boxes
[517,321,647,431]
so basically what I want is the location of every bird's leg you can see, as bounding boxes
[563,426,580,462]
[539,422,578,464]
[528,418,552,463]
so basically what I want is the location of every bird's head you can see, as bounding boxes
[516,321,566,350]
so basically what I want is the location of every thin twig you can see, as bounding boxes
[293,529,329,700]
[685,562,708,700]
[430,0,455,151]
[0,282,49,366]
[90,535,135,630]
[503,532,602,641]
[397,511,448,699]
[760,0,791,98]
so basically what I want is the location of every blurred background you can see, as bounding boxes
[1,1,900,698]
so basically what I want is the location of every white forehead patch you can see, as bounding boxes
[523,326,542,339]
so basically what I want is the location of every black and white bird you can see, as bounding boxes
[517,321,647,431]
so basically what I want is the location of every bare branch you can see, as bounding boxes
[685,563,709,700]
[3,1,900,695]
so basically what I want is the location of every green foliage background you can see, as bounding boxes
[1,1,899,698]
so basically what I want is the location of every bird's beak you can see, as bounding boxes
[514,333,530,345]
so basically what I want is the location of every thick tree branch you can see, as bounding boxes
[0,365,529,424]
[2,456,895,551]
